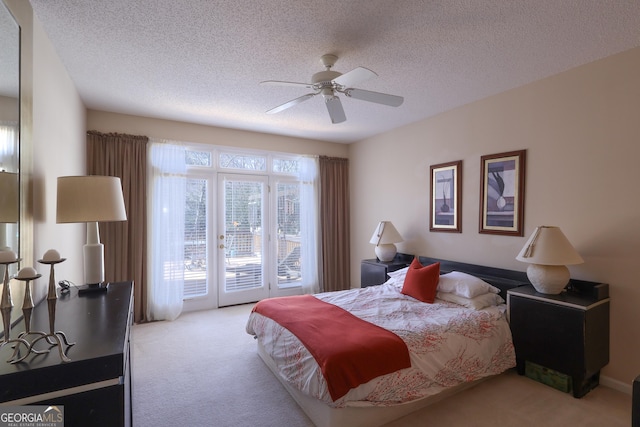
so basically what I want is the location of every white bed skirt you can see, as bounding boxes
[256,341,488,427]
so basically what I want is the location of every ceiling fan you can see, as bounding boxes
[260,54,404,124]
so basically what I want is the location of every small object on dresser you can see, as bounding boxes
[37,251,75,362]
[0,252,30,362]
[10,267,50,364]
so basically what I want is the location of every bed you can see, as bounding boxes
[246,256,529,427]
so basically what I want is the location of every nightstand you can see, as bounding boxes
[361,254,412,287]
[507,284,610,397]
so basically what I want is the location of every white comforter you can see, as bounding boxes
[246,281,515,408]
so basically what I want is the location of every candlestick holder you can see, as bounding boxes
[11,267,51,364]
[0,254,31,363]
[33,253,75,362]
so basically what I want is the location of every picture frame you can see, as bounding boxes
[430,160,462,232]
[479,150,526,236]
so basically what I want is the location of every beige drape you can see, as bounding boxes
[87,131,148,323]
[319,156,350,292]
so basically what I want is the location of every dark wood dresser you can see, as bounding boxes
[0,281,133,427]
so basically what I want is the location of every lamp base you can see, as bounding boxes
[375,244,397,262]
[526,264,570,294]
[78,283,109,296]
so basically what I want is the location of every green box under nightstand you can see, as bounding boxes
[525,361,572,393]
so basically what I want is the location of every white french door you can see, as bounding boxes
[217,173,270,306]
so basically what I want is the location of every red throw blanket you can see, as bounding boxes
[253,295,411,401]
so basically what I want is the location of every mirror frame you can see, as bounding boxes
[1,0,31,331]
[0,0,20,265]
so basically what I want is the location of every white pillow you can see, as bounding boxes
[387,266,409,279]
[437,271,500,298]
[384,266,410,286]
[436,291,505,310]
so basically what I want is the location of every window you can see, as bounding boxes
[186,150,212,167]
[157,142,311,307]
[219,152,266,171]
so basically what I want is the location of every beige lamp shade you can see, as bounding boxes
[369,221,403,245]
[57,176,127,223]
[369,221,403,262]
[516,226,583,265]
[516,226,583,294]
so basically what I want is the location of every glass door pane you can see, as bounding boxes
[276,181,301,287]
[184,178,208,299]
[218,173,269,306]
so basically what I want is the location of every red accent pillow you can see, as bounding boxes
[401,258,440,303]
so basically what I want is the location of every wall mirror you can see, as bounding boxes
[0,0,21,328]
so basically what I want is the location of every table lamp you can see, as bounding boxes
[369,221,403,262]
[516,225,584,294]
[56,176,127,294]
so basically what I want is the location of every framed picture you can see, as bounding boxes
[479,150,526,236]
[430,160,462,232]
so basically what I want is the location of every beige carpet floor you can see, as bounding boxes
[131,303,631,427]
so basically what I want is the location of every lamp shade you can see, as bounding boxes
[369,221,403,245]
[516,225,583,294]
[57,176,127,223]
[516,226,583,266]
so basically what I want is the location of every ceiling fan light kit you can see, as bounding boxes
[261,54,404,124]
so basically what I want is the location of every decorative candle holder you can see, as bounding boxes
[0,252,31,363]
[11,267,50,364]
[34,250,75,362]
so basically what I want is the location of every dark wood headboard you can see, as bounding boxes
[396,254,531,300]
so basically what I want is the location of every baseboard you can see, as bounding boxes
[600,375,632,395]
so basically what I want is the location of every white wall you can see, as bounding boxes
[349,47,640,389]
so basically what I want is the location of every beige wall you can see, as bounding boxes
[86,110,349,158]
[350,47,640,390]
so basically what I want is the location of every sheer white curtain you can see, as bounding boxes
[146,141,187,321]
[0,123,18,172]
[299,156,321,294]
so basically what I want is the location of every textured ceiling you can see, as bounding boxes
[29,0,640,143]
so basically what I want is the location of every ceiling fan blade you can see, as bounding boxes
[332,67,377,89]
[325,96,346,124]
[260,80,314,89]
[344,88,404,107]
[266,93,316,114]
